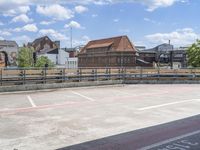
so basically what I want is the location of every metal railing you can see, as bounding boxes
[0,67,200,86]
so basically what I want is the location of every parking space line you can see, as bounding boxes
[27,95,36,107]
[138,99,195,111]
[141,130,200,150]
[71,91,95,101]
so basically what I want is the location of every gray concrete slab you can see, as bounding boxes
[0,84,200,150]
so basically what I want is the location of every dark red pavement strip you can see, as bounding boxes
[57,115,200,150]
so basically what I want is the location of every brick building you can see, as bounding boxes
[78,36,137,67]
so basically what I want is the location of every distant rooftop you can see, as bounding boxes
[0,40,18,47]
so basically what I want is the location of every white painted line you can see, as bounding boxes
[71,91,95,101]
[112,89,135,96]
[140,130,200,150]
[193,99,200,102]
[138,99,195,111]
[27,95,36,107]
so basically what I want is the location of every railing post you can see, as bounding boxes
[140,67,143,80]
[157,68,160,80]
[109,68,111,80]
[79,68,82,82]
[106,68,108,80]
[19,70,23,85]
[62,68,65,82]
[43,68,47,84]
[173,69,177,80]
[118,68,121,79]
[23,69,26,85]
[0,68,2,86]
[191,68,195,80]
[123,67,126,81]
[95,68,98,81]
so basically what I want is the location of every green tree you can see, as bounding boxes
[18,47,34,67]
[187,40,200,67]
[35,56,55,68]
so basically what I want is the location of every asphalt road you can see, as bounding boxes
[0,84,200,150]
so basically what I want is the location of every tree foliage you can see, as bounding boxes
[187,40,200,67]
[35,56,55,68]
[18,47,34,67]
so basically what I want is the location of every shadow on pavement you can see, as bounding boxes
[57,115,200,150]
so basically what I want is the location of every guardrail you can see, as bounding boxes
[0,67,200,86]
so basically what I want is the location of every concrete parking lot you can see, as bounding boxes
[0,84,200,150]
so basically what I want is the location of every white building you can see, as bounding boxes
[39,49,78,68]
[29,36,78,68]
[65,57,78,69]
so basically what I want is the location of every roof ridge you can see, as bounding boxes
[90,35,127,42]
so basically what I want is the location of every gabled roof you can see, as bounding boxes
[31,36,50,45]
[80,35,136,53]
[0,40,18,47]
[87,42,113,49]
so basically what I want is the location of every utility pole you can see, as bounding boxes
[70,27,73,49]
[169,40,173,69]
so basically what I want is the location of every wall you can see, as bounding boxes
[0,46,18,66]
[39,54,58,64]
[0,80,123,92]
[78,52,136,67]
[65,57,78,68]
[58,49,69,65]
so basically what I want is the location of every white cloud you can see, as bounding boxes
[92,14,98,18]
[72,35,91,47]
[14,24,38,32]
[11,14,33,23]
[36,4,74,20]
[75,5,88,13]
[119,28,130,33]
[39,29,68,40]
[23,24,38,32]
[12,35,32,46]
[113,19,119,22]
[0,0,182,18]
[132,0,180,11]
[108,0,180,11]
[0,21,4,26]
[2,5,30,16]
[145,28,200,46]
[0,37,4,40]
[0,31,11,36]
[40,21,55,25]
[82,35,90,42]
[64,21,84,29]
[144,17,161,25]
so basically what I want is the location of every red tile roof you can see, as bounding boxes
[80,35,136,54]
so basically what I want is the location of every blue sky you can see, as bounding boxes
[0,0,199,48]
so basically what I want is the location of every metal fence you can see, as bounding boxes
[0,67,200,86]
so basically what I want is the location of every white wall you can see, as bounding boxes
[39,54,58,64]
[65,58,78,69]
[38,49,78,68]
[58,49,69,65]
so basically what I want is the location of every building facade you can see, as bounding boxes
[0,40,18,67]
[28,36,78,68]
[139,44,188,68]
[78,36,137,67]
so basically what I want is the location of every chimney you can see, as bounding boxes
[54,41,60,49]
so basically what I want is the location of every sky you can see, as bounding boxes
[0,0,199,48]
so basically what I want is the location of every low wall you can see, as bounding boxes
[1,79,200,92]
[0,80,123,92]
